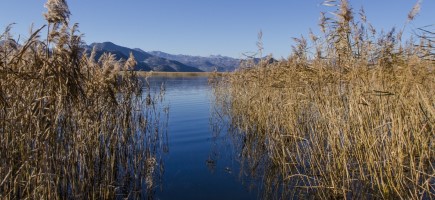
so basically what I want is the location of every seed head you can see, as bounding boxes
[43,0,71,24]
[339,0,353,23]
[408,0,421,22]
[124,52,137,70]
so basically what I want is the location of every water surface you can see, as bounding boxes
[148,76,259,200]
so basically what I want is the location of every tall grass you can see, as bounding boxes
[211,0,434,199]
[0,0,167,199]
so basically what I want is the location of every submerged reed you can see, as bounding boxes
[212,0,434,199]
[0,1,167,199]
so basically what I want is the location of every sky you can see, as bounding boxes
[0,0,434,58]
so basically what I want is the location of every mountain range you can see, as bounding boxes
[86,42,203,72]
[85,42,242,72]
[147,51,241,72]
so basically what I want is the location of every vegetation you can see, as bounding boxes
[0,0,167,199]
[211,0,434,199]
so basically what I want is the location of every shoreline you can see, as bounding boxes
[133,71,229,77]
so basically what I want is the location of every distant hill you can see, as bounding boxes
[147,51,242,72]
[86,42,203,72]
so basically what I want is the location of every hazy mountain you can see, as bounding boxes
[86,42,203,72]
[147,51,242,72]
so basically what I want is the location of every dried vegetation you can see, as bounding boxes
[211,0,434,199]
[0,0,167,199]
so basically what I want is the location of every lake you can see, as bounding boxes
[147,76,261,200]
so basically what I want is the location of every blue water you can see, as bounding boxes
[148,76,259,200]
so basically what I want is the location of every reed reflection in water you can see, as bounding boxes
[148,76,261,200]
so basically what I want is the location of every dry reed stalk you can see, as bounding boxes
[211,0,434,199]
[0,0,168,199]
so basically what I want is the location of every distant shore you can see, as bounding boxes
[132,71,229,77]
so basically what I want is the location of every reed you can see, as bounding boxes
[211,0,434,199]
[0,0,167,199]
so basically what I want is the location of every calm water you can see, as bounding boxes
[147,76,260,200]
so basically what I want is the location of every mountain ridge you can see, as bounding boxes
[147,51,241,72]
[86,42,203,72]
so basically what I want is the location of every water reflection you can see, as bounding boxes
[111,77,169,200]
[148,76,260,200]
[209,74,342,199]
[209,78,285,199]
[147,75,325,199]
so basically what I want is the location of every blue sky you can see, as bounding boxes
[1,0,434,58]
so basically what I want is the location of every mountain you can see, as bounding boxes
[86,42,203,72]
[147,51,241,72]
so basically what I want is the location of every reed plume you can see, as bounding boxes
[408,0,421,22]
[44,0,71,25]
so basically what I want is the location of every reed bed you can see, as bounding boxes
[0,0,167,199]
[211,1,434,199]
